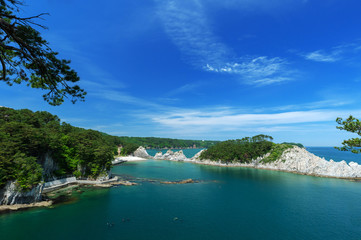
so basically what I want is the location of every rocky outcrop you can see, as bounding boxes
[258,147,361,178]
[191,149,205,160]
[191,146,361,179]
[41,152,59,181]
[154,150,188,161]
[133,146,152,159]
[0,182,43,205]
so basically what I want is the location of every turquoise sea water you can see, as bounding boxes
[1,148,361,239]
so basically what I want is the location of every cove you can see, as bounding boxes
[1,154,361,240]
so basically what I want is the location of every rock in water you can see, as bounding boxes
[154,152,163,159]
[133,146,152,159]
[191,149,205,161]
[154,150,188,161]
[171,150,187,161]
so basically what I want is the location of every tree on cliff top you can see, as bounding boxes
[336,116,361,153]
[0,0,86,105]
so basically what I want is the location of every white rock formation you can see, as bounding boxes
[154,150,188,161]
[0,182,43,205]
[257,146,361,178]
[133,146,152,159]
[191,146,361,179]
[191,149,205,161]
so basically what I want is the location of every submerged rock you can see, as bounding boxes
[161,178,196,184]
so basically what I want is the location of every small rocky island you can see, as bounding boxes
[151,140,361,179]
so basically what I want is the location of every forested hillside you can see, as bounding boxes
[200,135,303,163]
[118,136,218,149]
[0,107,119,190]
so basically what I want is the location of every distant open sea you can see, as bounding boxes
[1,147,361,240]
[306,147,361,164]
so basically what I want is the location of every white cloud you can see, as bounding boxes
[147,107,361,136]
[302,41,361,63]
[304,50,339,62]
[157,0,295,86]
[205,56,293,86]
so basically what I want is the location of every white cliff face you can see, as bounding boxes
[258,147,361,178]
[189,146,361,179]
[0,182,43,205]
[133,146,152,159]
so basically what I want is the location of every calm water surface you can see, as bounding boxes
[1,148,361,239]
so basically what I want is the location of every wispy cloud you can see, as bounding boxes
[157,0,295,86]
[265,99,353,112]
[302,41,361,63]
[147,107,361,138]
[304,50,339,62]
[166,82,205,96]
[91,89,164,109]
[205,56,293,86]
[158,0,230,68]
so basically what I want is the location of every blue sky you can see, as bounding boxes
[2,0,361,146]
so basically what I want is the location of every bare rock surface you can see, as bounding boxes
[0,182,43,205]
[133,146,152,159]
[191,146,361,179]
[258,147,361,178]
[154,150,187,161]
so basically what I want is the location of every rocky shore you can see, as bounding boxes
[154,147,361,179]
[0,175,137,213]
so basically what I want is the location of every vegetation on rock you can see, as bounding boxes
[200,135,274,163]
[0,107,117,190]
[199,135,301,164]
[261,144,294,163]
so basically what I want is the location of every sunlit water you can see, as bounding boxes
[1,148,361,239]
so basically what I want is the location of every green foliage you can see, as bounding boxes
[117,136,218,149]
[335,116,361,154]
[200,135,274,163]
[281,142,304,148]
[0,107,117,190]
[0,0,86,105]
[262,144,294,163]
[13,153,43,190]
[120,142,139,156]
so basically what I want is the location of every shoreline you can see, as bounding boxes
[0,200,53,213]
[156,158,361,181]
[0,177,137,214]
[151,147,361,181]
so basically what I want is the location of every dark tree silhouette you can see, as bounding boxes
[0,0,86,105]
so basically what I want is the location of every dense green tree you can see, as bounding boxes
[336,115,361,153]
[117,136,218,149]
[200,135,275,163]
[0,0,85,105]
[0,107,117,190]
